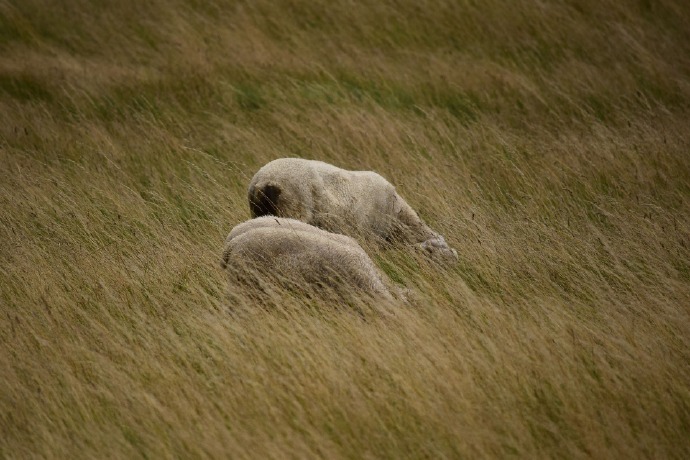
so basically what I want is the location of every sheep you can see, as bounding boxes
[221,216,395,301]
[247,158,457,261]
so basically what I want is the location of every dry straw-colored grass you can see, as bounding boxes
[1,0,690,458]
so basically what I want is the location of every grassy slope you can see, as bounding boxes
[1,0,690,457]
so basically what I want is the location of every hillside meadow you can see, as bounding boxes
[1,0,690,458]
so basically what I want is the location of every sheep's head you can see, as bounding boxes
[419,236,458,262]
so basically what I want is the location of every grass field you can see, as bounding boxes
[2,0,690,457]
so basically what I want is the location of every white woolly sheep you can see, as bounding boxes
[247,158,457,261]
[221,216,394,300]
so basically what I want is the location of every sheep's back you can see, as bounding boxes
[223,223,390,298]
[312,169,398,239]
[226,216,358,249]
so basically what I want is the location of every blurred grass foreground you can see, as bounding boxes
[1,0,690,458]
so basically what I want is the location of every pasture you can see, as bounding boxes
[1,0,689,457]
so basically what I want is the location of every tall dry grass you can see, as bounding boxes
[1,0,690,457]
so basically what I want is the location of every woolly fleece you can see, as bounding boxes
[221,216,393,299]
[247,158,457,260]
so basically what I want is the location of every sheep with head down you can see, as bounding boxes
[247,158,457,261]
[221,216,395,301]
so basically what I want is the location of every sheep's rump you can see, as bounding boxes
[221,217,392,299]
